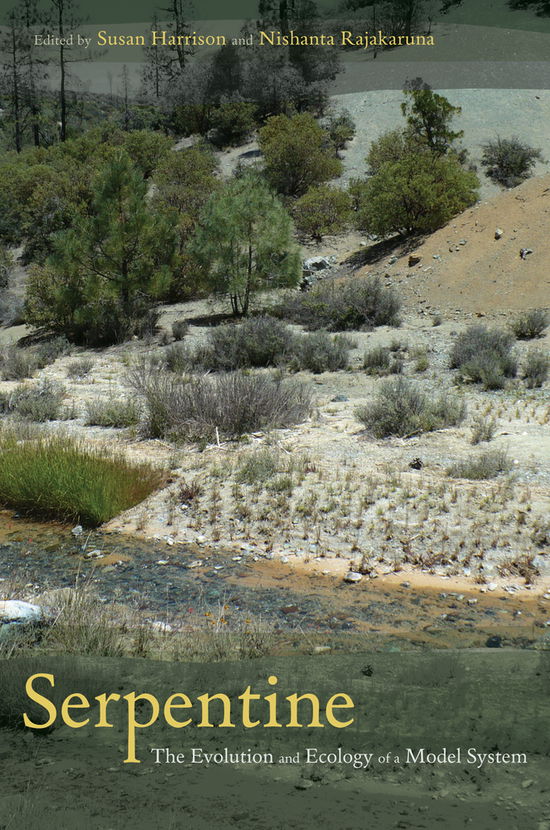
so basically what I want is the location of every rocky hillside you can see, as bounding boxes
[361,172,550,316]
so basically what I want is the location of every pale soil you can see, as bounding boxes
[1,293,548,598]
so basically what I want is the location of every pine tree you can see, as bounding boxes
[190,174,301,316]
[26,152,176,344]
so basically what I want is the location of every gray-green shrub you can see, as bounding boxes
[128,367,312,442]
[289,332,352,373]
[363,346,403,376]
[356,377,465,438]
[447,450,510,480]
[450,325,517,389]
[522,347,549,388]
[0,380,65,421]
[511,309,548,340]
[276,277,401,332]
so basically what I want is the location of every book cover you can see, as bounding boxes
[0,1,549,827]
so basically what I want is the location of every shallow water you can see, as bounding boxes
[0,511,546,649]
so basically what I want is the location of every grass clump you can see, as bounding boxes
[0,425,165,525]
[129,367,311,442]
[522,347,549,388]
[171,319,189,341]
[450,325,517,389]
[363,345,403,376]
[355,377,465,438]
[236,448,281,485]
[0,337,71,381]
[85,397,141,428]
[276,276,401,332]
[511,309,548,340]
[66,357,94,379]
[289,331,352,373]
[0,380,65,421]
[470,414,497,444]
[447,449,511,480]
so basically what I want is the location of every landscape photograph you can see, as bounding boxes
[0,0,549,826]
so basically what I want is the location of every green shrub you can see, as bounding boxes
[84,397,141,428]
[0,424,165,525]
[480,137,543,187]
[0,337,71,381]
[0,246,12,289]
[450,325,517,389]
[208,101,257,147]
[195,317,297,372]
[163,342,195,374]
[289,332,352,373]
[171,319,189,341]
[0,380,65,422]
[470,415,497,445]
[355,150,479,237]
[66,358,94,379]
[293,186,352,241]
[447,450,511,480]
[363,346,403,376]
[325,110,356,151]
[355,377,465,438]
[128,367,312,442]
[276,277,401,332]
[0,347,41,381]
[236,448,281,485]
[522,347,549,388]
[258,112,342,198]
[511,309,548,340]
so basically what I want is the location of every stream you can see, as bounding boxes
[1,511,547,650]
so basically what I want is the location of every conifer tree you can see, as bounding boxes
[190,174,300,316]
[26,152,176,344]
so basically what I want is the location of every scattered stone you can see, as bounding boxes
[313,646,331,654]
[495,228,503,239]
[486,582,498,592]
[409,457,423,470]
[400,581,411,589]
[84,549,104,560]
[331,394,349,403]
[196,535,206,544]
[485,635,502,648]
[521,779,534,789]
[467,598,478,606]
[344,572,363,584]
[295,779,313,790]
[459,239,467,245]
[281,605,300,614]
[71,525,83,537]
[156,560,169,566]
[408,255,421,267]
[520,247,533,260]
[388,256,398,264]
[188,560,203,569]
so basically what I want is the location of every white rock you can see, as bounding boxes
[0,600,43,624]
[486,582,498,592]
[344,572,363,584]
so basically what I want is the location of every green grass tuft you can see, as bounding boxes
[0,425,165,526]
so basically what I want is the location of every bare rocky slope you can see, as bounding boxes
[359,172,550,315]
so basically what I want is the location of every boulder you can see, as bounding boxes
[303,256,332,272]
